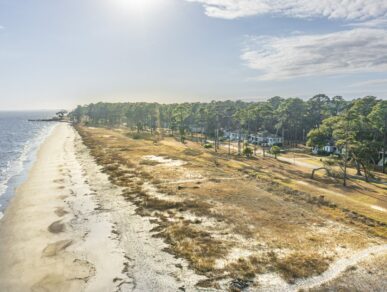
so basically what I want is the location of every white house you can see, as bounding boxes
[224,131,282,146]
[248,134,266,144]
[378,151,387,166]
[312,144,341,155]
[223,131,247,141]
[247,132,283,146]
[266,135,283,146]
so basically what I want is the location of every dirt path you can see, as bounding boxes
[293,244,387,291]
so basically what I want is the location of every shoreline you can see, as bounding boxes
[0,123,201,291]
[0,124,126,291]
[0,122,57,219]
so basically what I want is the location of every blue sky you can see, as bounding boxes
[0,0,386,110]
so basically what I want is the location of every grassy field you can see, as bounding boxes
[76,126,386,289]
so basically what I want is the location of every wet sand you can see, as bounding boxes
[0,123,125,291]
[0,123,201,292]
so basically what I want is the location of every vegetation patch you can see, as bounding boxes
[159,222,229,273]
[74,125,384,289]
[183,148,202,156]
[126,132,155,140]
[276,252,331,283]
[139,159,161,166]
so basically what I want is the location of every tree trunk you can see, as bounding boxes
[343,120,349,187]
[383,115,386,173]
[238,128,241,155]
[355,161,362,176]
[228,136,231,155]
[360,162,369,182]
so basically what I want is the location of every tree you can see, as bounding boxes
[173,104,190,143]
[369,100,387,173]
[268,96,284,110]
[306,97,383,185]
[307,94,330,129]
[56,110,68,120]
[330,96,347,116]
[275,98,307,144]
[243,145,253,158]
[306,116,340,148]
[270,146,281,159]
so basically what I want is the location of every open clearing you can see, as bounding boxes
[77,126,387,290]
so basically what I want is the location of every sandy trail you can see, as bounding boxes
[257,244,387,292]
[293,244,387,291]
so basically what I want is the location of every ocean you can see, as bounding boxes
[0,111,57,220]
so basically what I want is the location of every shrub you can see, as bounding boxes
[204,143,213,149]
[127,132,154,140]
[270,146,281,159]
[243,147,253,157]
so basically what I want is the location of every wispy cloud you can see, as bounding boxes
[242,28,387,80]
[348,78,387,88]
[187,0,387,20]
[348,18,387,28]
[188,1,387,82]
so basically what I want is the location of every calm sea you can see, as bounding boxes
[0,111,57,219]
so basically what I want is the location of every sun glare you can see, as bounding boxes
[114,0,166,16]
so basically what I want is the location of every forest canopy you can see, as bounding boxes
[70,95,387,175]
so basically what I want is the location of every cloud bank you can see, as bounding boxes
[242,28,387,80]
[188,0,387,20]
[188,0,387,80]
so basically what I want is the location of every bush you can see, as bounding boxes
[270,146,281,158]
[204,143,213,149]
[243,147,253,157]
[127,132,154,140]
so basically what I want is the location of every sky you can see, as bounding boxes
[0,0,386,110]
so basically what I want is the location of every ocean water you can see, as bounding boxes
[0,111,57,220]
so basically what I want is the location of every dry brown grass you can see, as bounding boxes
[160,222,229,273]
[75,125,385,287]
[139,159,161,166]
[276,252,331,283]
[183,148,203,156]
[225,251,331,283]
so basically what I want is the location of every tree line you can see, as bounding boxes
[70,95,386,174]
[70,95,349,141]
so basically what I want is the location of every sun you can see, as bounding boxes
[114,0,165,15]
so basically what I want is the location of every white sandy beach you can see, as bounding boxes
[0,123,200,292]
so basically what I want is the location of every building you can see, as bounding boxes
[224,131,282,146]
[247,132,283,146]
[378,151,387,166]
[266,135,283,146]
[223,131,247,141]
[312,144,341,155]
